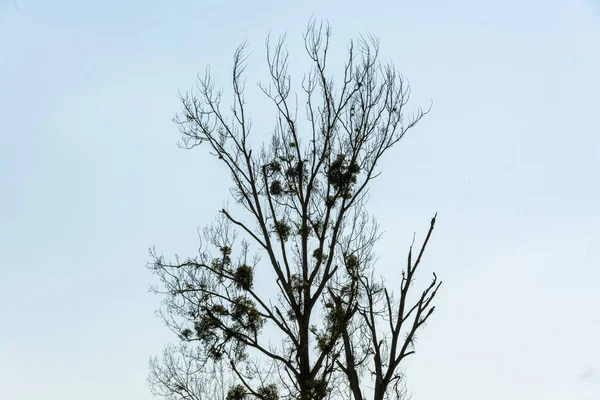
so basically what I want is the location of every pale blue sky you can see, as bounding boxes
[1,1,599,399]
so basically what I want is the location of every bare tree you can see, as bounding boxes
[149,21,440,400]
[149,343,229,400]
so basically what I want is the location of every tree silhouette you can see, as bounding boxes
[149,21,441,400]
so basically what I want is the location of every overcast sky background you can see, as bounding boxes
[1,0,599,399]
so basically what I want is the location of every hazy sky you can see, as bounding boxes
[1,1,599,399]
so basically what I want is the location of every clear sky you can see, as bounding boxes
[1,0,599,399]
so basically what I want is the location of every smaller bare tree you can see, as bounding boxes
[148,343,229,400]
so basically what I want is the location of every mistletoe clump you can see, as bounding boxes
[327,154,360,199]
[305,378,328,400]
[226,384,247,400]
[257,384,279,400]
[269,180,284,196]
[233,264,254,291]
[212,245,233,270]
[285,160,306,181]
[317,298,347,352]
[272,220,291,241]
[344,253,360,277]
[312,248,327,265]
[231,297,264,332]
[194,313,220,342]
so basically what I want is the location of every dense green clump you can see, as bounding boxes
[226,384,247,400]
[327,154,360,199]
[272,220,291,241]
[257,384,279,400]
[234,264,254,291]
